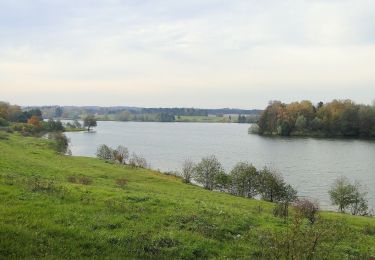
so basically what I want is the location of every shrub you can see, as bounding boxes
[48,132,70,154]
[273,202,289,218]
[259,214,348,259]
[116,178,128,187]
[78,176,92,185]
[294,198,320,224]
[129,153,149,168]
[67,175,77,183]
[0,118,9,126]
[113,145,129,164]
[363,224,375,236]
[96,144,114,160]
[0,132,9,140]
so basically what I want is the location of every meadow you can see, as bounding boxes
[0,133,374,258]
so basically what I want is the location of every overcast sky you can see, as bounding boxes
[1,0,374,108]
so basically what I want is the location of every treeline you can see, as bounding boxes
[31,105,262,122]
[255,99,375,138]
[0,101,66,135]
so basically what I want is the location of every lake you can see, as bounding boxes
[65,121,375,210]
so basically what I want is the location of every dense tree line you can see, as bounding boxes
[0,101,65,134]
[256,99,375,138]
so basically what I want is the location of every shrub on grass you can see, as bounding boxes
[129,153,149,168]
[273,202,289,218]
[48,132,70,154]
[259,214,349,259]
[294,198,320,224]
[115,178,128,187]
[78,176,92,185]
[363,224,375,236]
[67,175,77,183]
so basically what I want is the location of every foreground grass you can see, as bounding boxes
[0,133,374,258]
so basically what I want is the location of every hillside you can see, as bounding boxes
[0,133,374,258]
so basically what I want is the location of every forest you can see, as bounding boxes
[256,99,375,138]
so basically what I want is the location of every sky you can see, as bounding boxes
[0,0,374,109]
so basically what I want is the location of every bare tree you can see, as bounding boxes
[129,152,149,168]
[181,159,195,183]
[113,145,129,164]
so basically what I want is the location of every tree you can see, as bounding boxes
[55,106,63,117]
[194,155,224,190]
[181,159,195,183]
[113,145,129,164]
[349,181,369,216]
[258,167,297,203]
[329,177,369,215]
[27,115,41,127]
[83,115,97,131]
[295,115,307,131]
[96,144,113,160]
[229,162,259,198]
[214,171,232,192]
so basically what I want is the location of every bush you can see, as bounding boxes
[273,202,289,218]
[0,132,9,140]
[259,214,348,259]
[0,118,9,126]
[48,132,70,154]
[113,145,129,164]
[294,198,320,224]
[67,175,77,183]
[78,176,92,185]
[116,178,128,187]
[129,153,149,168]
[96,144,114,160]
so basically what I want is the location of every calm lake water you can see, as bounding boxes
[65,121,375,210]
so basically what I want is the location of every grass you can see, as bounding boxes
[0,133,374,258]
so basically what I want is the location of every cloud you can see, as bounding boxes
[0,0,374,107]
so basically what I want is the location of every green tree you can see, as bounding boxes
[229,162,259,198]
[194,155,224,190]
[258,167,297,203]
[96,144,113,160]
[329,177,369,215]
[83,115,97,131]
[295,115,307,131]
[214,171,232,192]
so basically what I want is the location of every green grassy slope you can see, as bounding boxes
[0,134,374,258]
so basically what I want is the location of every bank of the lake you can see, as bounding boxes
[0,133,374,258]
